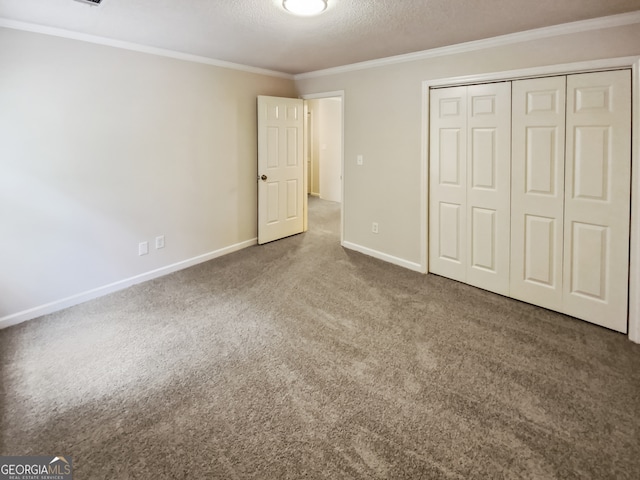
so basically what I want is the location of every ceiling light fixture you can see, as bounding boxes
[283,0,328,16]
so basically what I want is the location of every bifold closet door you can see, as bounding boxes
[465,83,511,295]
[563,70,631,333]
[431,71,631,332]
[429,83,511,295]
[511,76,566,310]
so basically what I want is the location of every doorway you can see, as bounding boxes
[302,92,345,242]
[306,97,342,203]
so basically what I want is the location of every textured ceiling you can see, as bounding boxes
[1,0,640,74]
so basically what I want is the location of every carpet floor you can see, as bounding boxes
[1,197,639,479]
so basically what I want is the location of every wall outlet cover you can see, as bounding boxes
[139,241,149,256]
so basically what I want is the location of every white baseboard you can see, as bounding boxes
[630,324,639,344]
[0,238,257,330]
[629,307,640,344]
[342,241,426,273]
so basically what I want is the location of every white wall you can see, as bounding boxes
[318,98,342,203]
[0,27,296,325]
[295,23,640,269]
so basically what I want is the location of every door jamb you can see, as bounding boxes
[421,56,640,343]
[301,91,346,245]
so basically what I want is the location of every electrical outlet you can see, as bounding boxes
[155,235,165,249]
[372,222,379,234]
[138,241,149,256]
[357,154,364,166]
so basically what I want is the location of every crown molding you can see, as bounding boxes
[2,10,639,82]
[0,18,294,80]
[295,10,640,80]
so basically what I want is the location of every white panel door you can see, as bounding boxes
[429,87,468,282]
[563,70,631,332]
[257,96,304,244]
[465,82,511,295]
[511,76,566,310]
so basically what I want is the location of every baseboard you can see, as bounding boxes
[0,238,258,330]
[630,316,640,344]
[342,241,425,273]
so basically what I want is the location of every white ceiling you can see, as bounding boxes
[1,0,640,74]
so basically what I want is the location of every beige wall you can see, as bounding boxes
[0,27,296,322]
[307,99,321,195]
[308,98,342,202]
[295,23,640,267]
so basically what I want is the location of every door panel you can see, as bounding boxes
[429,87,467,282]
[466,82,511,295]
[524,215,556,286]
[511,76,566,309]
[267,127,279,167]
[439,203,462,262]
[563,70,631,332]
[439,129,462,185]
[572,126,609,200]
[570,222,608,300]
[526,127,558,195]
[471,207,497,272]
[471,129,497,189]
[267,183,279,223]
[258,96,304,244]
[286,179,299,218]
[286,127,299,166]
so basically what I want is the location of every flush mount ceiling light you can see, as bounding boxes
[283,0,328,16]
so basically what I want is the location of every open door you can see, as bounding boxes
[257,95,305,244]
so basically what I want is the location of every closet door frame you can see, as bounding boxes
[421,56,640,343]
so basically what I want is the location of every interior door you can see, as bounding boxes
[511,76,566,310]
[563,70,631,332]
[257,95,304,244]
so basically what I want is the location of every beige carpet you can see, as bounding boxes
[1,197,639,479]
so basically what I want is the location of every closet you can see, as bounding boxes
[429,70,631,333]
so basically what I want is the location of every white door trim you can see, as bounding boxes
[630,58,640,343]
[301,91,346,246]
[425,56,640,88]
[421,56,640,343]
